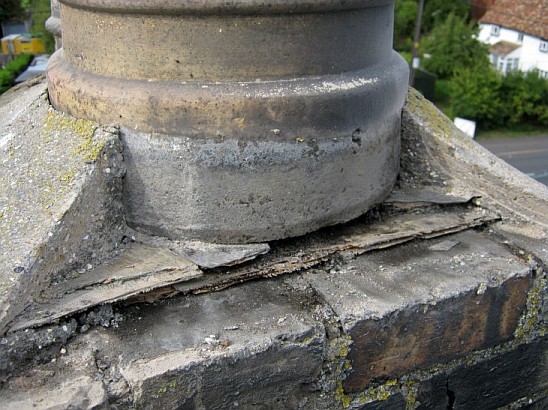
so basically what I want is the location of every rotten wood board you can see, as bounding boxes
[9,206,499,333]
[9,245,202,332]
[173,207,500,295]
[384,188,480,210]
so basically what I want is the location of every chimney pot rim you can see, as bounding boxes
[59,0,393,15]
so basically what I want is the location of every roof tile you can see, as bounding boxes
[479,0,547,40]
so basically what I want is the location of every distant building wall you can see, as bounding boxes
[479,23,548,77]
[1,20,31,37]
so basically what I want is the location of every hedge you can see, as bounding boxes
[0,53,33,94]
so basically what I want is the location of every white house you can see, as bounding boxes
[477,0,547,77]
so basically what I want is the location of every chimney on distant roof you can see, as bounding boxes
[470,0,495,20]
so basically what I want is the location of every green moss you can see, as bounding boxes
[405,88,459,140]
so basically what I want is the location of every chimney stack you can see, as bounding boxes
[47,0,408,243]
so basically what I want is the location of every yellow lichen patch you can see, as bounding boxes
[152,379,178,399]
[515,278,547,339]
[233,117,245,128]
[58,169,75,183]
[338,343,349,358]
[301,337,313,345]
[73,134,104,161]
[385,379,398,387]
[42,109,103,161]
[359,385,392,404]
[335,382,351,408]
[402,379,419,409]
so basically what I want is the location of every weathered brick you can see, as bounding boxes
[115,280,325,408]
[416,339,547,409]
[343,274,531,392]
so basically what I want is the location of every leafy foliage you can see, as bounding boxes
[501,70,548,125]
[449,66,506,129]
[393,0,471,53]
[0,53,32,94]
[394,0,417,49]
[421,0,471,33]
[422,13,489,79]
[0,0,24,23]
[448,68,548,130]
[393,1,547,131]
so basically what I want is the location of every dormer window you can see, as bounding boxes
[540,41,548,53]
[491,25,500,36]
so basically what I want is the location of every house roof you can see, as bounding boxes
[490,40,521,56]
[479,0,547,40]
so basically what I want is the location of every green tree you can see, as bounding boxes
[501,70,548,125]
[422,13,489,79]
[0,0,24,22]
[394,0,417,50]
[422,0,471,33]
[0,53,32,94]
[449,66,507,129]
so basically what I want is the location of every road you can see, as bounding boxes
[478,135,548,186]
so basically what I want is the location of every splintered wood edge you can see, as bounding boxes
[8,208,499,333]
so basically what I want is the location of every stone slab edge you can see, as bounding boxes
[402,88,548,226]
[0,80,127,335]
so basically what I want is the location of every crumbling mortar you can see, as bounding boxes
[0,318,78,385]
[0,304,123,383]
[293,275,355,408]
[315,312,396,410]
[404,88,548,227]
[484,228,546,277]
